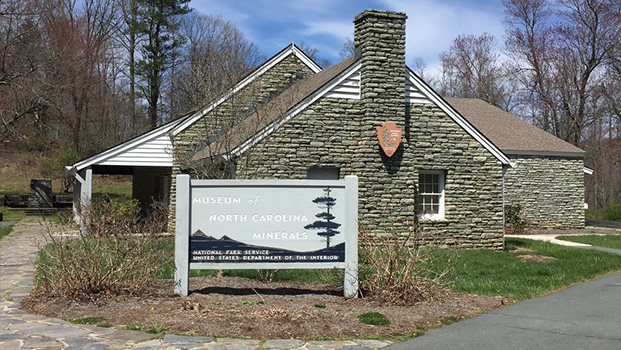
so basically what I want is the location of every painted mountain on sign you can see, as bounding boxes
[189,231,344,263]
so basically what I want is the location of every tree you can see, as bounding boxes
[39,0,127,154]
[135,0,190,128]
[503,0,619,145]
[339,37,355,60]
[298,42,331,69]
[118,0,141,134]
[170,13,262,116]
[439,33,512,109]
[305,187,341,249]
[502,0,620,209]
[0,0,47,143]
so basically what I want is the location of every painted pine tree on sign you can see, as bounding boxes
[305,187,341,248]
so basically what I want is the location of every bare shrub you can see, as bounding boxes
[257,269,279,282]
[359,222,454,305]
[35,197,171,299]
[505,204,529,234]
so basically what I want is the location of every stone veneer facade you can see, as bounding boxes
[236,99,505,249]
[170,10,506,248]
[167,54,317,229]
[504,155,585,229]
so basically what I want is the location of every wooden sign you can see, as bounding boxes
[376,122,402,157]
[174,175,359,298]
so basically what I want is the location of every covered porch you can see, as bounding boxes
[65,119,182,235]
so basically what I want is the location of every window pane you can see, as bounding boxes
[419,172,444,217]
[307,167,340,180]
[420,173,441,194]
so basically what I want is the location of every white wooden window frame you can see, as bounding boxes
[419,170,445,220]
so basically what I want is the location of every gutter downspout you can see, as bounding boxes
[502,164,509,250]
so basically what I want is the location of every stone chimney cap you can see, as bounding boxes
[354,9,407,23]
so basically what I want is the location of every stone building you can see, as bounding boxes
[66,9,588,245]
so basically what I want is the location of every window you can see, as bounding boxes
[418,171,445,219]
[307,167,340,180]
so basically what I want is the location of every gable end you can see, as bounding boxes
[171,44,322,136]
[406,68,511,165]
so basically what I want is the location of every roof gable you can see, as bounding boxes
[67,44,321,172]
[192,61,511,166]
[67,116,188,172]
[405,69,511,165]
[171,44,322,136]
[192,58,358,160]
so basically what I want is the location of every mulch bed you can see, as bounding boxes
[23,276,502,340]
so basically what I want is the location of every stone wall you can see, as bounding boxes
[28,179,53,208]
[231,10,504,249]
[168,54,316,229]
[236,99,505,249]
[505,155,585,229]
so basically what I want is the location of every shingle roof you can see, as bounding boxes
[445,97,585,156]
[192,57,357,160]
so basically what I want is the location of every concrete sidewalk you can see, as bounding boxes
[387,272,621,350]
[508,233,621,255]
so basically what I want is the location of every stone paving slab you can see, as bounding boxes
[0,217,392,350]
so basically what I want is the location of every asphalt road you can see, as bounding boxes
[586,219,621,229]
[387,272,621,350]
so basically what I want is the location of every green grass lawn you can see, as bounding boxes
[0,208,25,241]
[441,238,621,301]
[556,235,621,250]
[0,226,12,241]
[155,237,621,302]
[1,208,26,221]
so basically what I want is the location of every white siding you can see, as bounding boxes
[325,71,360,99]
[324,70,432,103]
[405,79,432,104]
[99,135,173,167]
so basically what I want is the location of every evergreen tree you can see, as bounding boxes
[135,0,190,128]
[305,187,341,248]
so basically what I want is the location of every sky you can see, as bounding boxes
[192,0,508,76]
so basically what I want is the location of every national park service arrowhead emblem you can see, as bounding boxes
[376,122,402,157]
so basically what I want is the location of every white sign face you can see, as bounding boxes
[190,182,346,263]
[174,175,359,298]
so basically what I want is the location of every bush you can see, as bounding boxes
[39,149,81,192]
[594,203,621,222]
[358,312,390,326]
[505,204,529,234]
[35,198,171,299]
[359,223,453,305]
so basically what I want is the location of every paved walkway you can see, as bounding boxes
[508,232,621,255]
[0,218,391,350]
[387,271,621,350]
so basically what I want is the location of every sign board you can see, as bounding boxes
[174,175,358,298]
[376,122,402,157]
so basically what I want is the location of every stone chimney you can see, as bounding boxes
[351,10,409,237]
[354,10,407,127]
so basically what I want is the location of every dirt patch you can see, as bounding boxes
[23,276,502,340]
[517,254,557,262]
